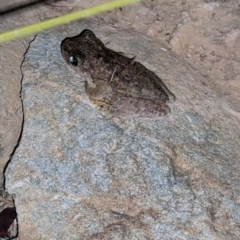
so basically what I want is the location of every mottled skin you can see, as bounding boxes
[61,29,175,118]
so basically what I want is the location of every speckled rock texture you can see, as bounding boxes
[5,21,240,239]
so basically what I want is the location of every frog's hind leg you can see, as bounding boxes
[109,93,171,119]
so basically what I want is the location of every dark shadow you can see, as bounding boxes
[0,0,55,16]
[0,207,17,239]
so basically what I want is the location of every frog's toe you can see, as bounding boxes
[155,103,171,117]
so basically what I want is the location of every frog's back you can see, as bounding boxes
[99,47,174,102]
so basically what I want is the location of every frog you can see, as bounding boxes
[61,29,176,119]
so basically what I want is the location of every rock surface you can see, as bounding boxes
[0,0,106,186]
[1,0,240,239]
[5,21,240,239]
[0,0,76,186]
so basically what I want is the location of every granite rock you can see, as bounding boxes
[5,23,240,239]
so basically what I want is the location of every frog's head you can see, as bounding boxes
[61,29,104,72]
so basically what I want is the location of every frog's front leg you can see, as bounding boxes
[85,80,113,108]
[109,92,171,119]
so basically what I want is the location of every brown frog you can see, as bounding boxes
[61,29,175,119]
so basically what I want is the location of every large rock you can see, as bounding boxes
[6,22,240,239]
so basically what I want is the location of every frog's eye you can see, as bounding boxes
[69,55,78,66]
